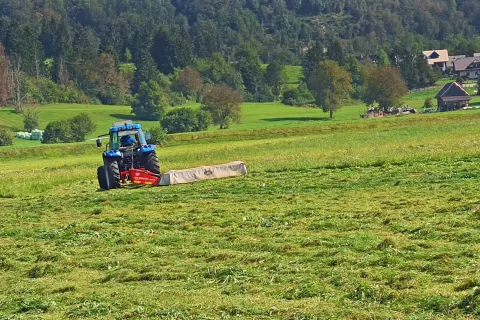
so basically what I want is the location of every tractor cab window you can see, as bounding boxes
[111,130,147,149]
[110,132,119,150]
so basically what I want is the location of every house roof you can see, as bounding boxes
[423,50,449,64]
[450,55,466,60]
[435,82,471,102]
[453,57,480,71]
[447,55,466,68]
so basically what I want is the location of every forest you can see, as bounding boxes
[0,0,480,108]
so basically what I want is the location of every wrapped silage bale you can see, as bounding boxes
[31,129,42,141]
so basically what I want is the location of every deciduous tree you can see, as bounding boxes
[131,81,169,120]
[0,43,9,105]
[308,60,352,119]
[362,66,408,111]
[201,85,243,129]
[173,67,203,98]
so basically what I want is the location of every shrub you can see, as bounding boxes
[98,86,129,106]
[0,127,13,146]
[39,78,63,103]
[22,77,91,105]
[170,92,187,106]
[282,89,297,105]
[42,120,73,144]
[70,113,96,142]
[255,85,276,102]
[161,107,211,134]
[23,78,46,104]
[282,82,314,106]
[423,97,434,110]
[42,113,96,144]
[62,85,91,104]
[195,109,212,131]
[148,126,168,145]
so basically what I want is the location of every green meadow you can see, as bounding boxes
[2,82,479,148]
[2,86,480,318]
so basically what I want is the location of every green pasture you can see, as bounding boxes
[3,84,480,148]
[285,65,303,84]
[2,110,480,318]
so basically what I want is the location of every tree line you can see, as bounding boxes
[0,0,476,144]
[0,0,478,108]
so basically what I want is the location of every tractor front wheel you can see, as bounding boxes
[97,166,108,190]
[105,159,121,189]
[144,151,160,174]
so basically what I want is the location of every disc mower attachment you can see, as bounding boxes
[159,161,247,186]
[120,161,247,187]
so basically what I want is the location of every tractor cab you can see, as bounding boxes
[111,128,146,150]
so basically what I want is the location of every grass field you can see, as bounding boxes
[2,84,480,148]
[2,105,480,318]
[285,66,303,84]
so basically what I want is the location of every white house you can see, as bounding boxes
[453,57,480,80]
[423,49,449,72]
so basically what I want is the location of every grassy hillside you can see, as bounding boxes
[285,65,303,84]
[2,86,480,148]
[1,111,480,318]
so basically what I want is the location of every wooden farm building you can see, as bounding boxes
[435,82,471,112]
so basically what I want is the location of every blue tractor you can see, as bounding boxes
[96,121,160,190]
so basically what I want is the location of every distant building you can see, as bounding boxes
[423,50,449,72]
[447,55,466,69]
[435,82,471,112]
[452,57,480,79]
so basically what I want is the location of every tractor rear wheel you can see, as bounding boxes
[97,166,108,190]
[144,151,160,174]
[105,159,121,189]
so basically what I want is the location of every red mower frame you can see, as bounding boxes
[121,168,162,186]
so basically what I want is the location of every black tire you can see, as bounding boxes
[97,166,108,190]
[105,159,121,189]
[144,151,160,174]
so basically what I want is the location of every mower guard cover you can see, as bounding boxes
[159,161,247,186]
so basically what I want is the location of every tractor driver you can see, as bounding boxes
[120,134,136,147]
